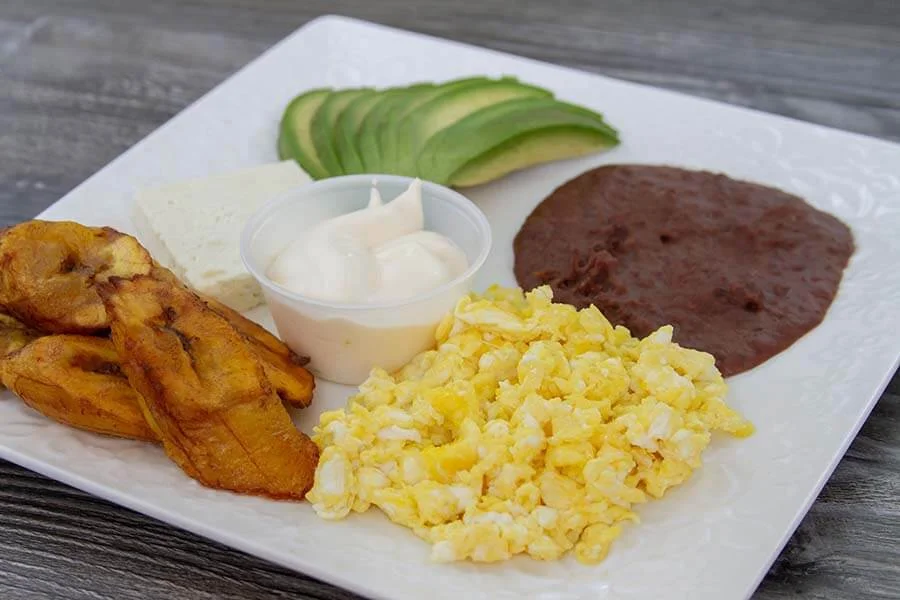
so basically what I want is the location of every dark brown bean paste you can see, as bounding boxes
[513,165,854,376]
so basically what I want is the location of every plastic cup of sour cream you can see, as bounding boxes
[241,175,492,385]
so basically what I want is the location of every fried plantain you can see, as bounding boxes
[201,295,314,408]
[100,275,319,499]
[150,264,315,409]
[0,312,43,390]
[0,221,152,333]
[1,335,158,441]
[0,312,41,359]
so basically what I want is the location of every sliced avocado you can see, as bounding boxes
[356,82,442,174]
[377,83,438,173]
[277,131,292,161]
[278,88,332,180]
[310,88,373,176]
[335,92,382,174]
[450,128,617,187]
[417,97,619,186]
[362,78,503,175]
[395,77,553,176]
[380,78,492,173]
[356,87,409,173]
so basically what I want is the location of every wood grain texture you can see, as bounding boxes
[0,1,898,599]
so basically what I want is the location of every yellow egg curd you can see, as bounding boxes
[307,285,753,564]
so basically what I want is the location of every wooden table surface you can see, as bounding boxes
[1,1,898,598]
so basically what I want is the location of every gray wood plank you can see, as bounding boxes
[0,2,898,599]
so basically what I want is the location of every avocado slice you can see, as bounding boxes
[359,78,503,175]
[278,88,332,180]
[356,82,444,173]
[450,128,618,187]
[277,130,292,161]
[279,89,333,178]
[352,79,493,174]
[417,97,619,186]
[356,87,410,173]
[377,83,439,173]
[380,78,493,173]
[335,92,382,174]
[311,88,373,176]
[395,77,553,176]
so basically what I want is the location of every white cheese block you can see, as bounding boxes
[133,160,311,311]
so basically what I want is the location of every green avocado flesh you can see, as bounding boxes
[311,88,373,176]
[381,77,491,173]
[357,88,409,173]
[335,92,382,174]
[277,131,292,161]
[418,97,619,185]
[394,77,552,176]
[278,77,619,185]
[378,83,438,173]
[278,88,332,180]
[449,126,618,187]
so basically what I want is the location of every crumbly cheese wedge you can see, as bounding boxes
[133,161,310,311]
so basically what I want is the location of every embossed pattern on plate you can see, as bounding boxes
[1,15,899,600]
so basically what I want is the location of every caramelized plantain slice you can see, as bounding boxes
[0,312,43,390]
[0,313,41,359]
[1,335,158,441]
[0,221,152,333]
[100,275,319,499]
[150,264,315,409]
[201,295,314,409]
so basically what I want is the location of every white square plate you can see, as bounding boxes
[2,15,899,600]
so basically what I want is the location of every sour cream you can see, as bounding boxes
[267,179,468,304]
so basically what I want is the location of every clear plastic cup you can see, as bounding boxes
[241,175,492,385]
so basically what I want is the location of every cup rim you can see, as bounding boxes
[240,174,493,312]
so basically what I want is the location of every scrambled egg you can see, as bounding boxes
[307,286,753,564]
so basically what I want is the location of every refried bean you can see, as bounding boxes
[513,164,855,376]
